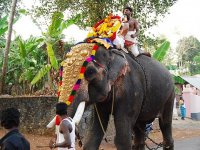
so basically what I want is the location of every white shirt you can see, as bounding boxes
[58,117,76,150]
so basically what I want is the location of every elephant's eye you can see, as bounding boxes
[84,66,97,81]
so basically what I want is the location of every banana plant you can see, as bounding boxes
[16,36,46,83]
[31,12,80,85]
[0,16,9,37]
[4,36,46,94]
[153,40,170,62]
[152,40,185,86]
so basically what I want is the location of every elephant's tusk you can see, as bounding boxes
[46,116,56,128]
[73,101,86,125]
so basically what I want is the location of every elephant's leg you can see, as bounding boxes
[114,114,132,150]
[83,103,109,150]
[133,123,146,150]
[159,93,174,150]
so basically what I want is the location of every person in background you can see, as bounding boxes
[179,96,186,120]
[0,108,30,150]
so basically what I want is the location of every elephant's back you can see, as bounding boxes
[137,55,172,85]
[140,55,173,92]
[134,55,174,118]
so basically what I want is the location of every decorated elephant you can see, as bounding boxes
[58,40,175,150]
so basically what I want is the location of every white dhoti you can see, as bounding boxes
[113,34,125,49]
[124,31,139,57]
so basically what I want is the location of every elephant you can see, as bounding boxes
[67,44,175,150]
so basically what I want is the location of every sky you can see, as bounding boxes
[13,0,200,49]
[149,0,200,48]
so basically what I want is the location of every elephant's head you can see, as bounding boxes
[61,44,129,124]
[84,46,129,103]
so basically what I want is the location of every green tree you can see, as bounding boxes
[0,0,23,18]
[176,36,200,75]
[0,0,13,18]
[189,52,200,75]
[30,0,177,42]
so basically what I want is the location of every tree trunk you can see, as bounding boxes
[0,0,17,94]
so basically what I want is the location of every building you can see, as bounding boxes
[181,75,200,120]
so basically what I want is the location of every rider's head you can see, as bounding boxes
[123,6,133,16]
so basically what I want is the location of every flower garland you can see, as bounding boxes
[58,44,99,105]
[66,44,98,105]
[87,14,121,41]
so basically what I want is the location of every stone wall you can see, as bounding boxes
[0,96,57,135]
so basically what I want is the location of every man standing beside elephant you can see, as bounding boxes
[123,6,140,57]
[49,102,82,150]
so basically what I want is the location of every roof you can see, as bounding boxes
[181,76,200,90]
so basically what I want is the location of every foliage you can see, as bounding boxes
[46,42,58,70]
[176,36,200,75]
[31,11,74,85]
[31,64,51,85]
[0,36,47,94]
[189,52,200,75]
[153,40,170,62]
[0,0,12,17]
[173,75,185,84]
[174,84,182,95]
[0,16,8,36]
[0,16,8,53]
[30,0,177,43]
[0,9,77,94]
[0,0,22,18]
[151,40,185,85]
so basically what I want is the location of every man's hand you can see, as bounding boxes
[49,139,56,149]
[78,139,83,148]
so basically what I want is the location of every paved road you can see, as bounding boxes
[156,136,200,150]
[174,136,200,150]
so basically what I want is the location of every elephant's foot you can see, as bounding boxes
[163,141,174,150]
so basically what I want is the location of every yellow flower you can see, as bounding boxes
[104,18,109,23]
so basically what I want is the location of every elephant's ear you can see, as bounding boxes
[108,49,129,84]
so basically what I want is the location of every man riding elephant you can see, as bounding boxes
[123,6,140,57]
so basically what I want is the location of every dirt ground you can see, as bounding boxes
[0,118,200,150]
